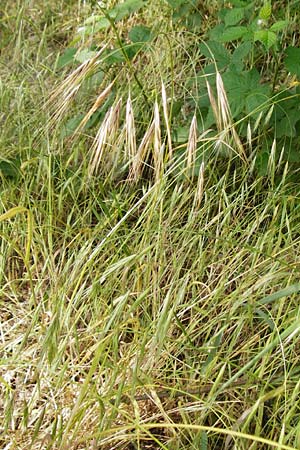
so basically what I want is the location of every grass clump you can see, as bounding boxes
[1,1,300,449]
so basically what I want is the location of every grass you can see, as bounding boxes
[1,1,300,449]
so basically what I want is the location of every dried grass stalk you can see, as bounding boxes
[186,115,197,180]
[194,161,205,208]
[207,71,247,163]
[89,98,122,176]
[74,80,115,136]
[161,82,173,160]
[153,102,163,182]
[128,121,155,182]
[46,47,107,130]
[125,94,137,161]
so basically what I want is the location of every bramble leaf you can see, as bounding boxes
[218,26,248,42]
[224,7,245,27]
[270,20,289,32]
[284,46,300,77]
[259,2,272,20]
[128,25,152,42]
[254,30,277,49]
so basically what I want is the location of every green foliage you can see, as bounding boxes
[56,0,300,176]
[284,46,300,77]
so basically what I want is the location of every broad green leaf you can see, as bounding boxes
[60,114,84,139]
[172,126,190,143]
[284,46,300,77]
[218,26,248,42]
[222,68,270,118]
[199,41,231,68]
[254,30,277,49]
[259,2,272,20]
[110,0,147,21]
[245,91,270,116]
[57,48,77,69]
[77,17,110,36]
[74,49,99,63]
[186,11,202,29]
[128,25,152,43]
[84,14,103,24]
[0,158,21,180]
[255,150,269,176]
[209,24,225,41]
[224,7,245,27]
[270,20,289,32]
[231,41,253,69]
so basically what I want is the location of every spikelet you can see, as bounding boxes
[161,81,173,160]
[74,80,115,136]
[207,71,247,163]
[128,121,155,182]
[153,102,163,182]
[125,93,137,161]
[194,161,205,208]
[186,115,197,180]
[46,47,107,131]
[89,98,122,176]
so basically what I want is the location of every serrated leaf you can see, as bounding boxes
[259,2,272,20]
[209,24,225,41]
[128,25,152,42]
[231,41,253,70]
[218,26,248,42]
[222,68,270,118]
[284,46,300,77]
[199,41,231,68]
[254,30,277,49]
[224,7,245,27]
[186,11,202,29]
[270,20,289,32]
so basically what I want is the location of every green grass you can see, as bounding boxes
[1,1,300,449]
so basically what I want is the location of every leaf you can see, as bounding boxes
[218,26,248,42]
[77,17,110,36]
[259,283,300,305]
[56,48,77,69]
[109,0,147,21]
[222,68,270,118]
[209,24,225,41]
[231,41,253,69]
[199,41,231,68]
[254,30,277,49]
[270,20,289,32]
[128,25,152,43]
[224,7,245,27]
[186,11,202,29]
[259,2,272,20]
[74,49,99,63]
[284,46,300,77]
[165,0,184,6]
[60,114,84,139]
[255,150,269,176]
[0,158,21,180]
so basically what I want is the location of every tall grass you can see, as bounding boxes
[1,1,300,449]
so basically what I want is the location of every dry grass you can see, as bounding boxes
[1,1,300,449]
